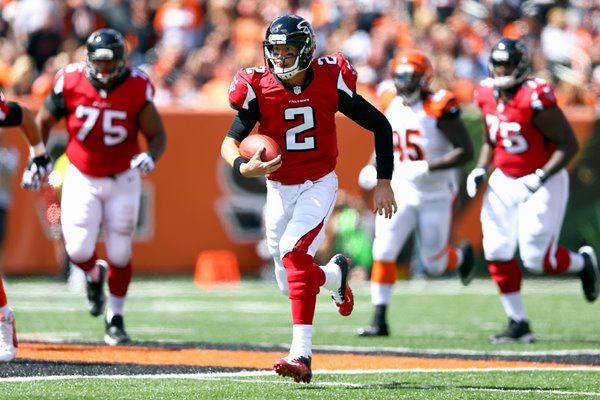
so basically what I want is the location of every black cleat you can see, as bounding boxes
[578,246,599,303]
[489,318,536,344]
[357,323,389,337]
[86,260,107,317]
[104,315,131,346]
[328,254,354,316]
[458,241,476,285]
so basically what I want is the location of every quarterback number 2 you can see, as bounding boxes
[284,106,316,151]
[75,105,129,146]
[485,114,528,154]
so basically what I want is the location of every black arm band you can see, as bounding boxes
[233,156,247,176]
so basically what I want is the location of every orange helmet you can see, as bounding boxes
[391,49,433,104]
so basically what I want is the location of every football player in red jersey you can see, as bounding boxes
[0,91,52,362]
[356,50,475,338]
[221,14,396,383]
[467,38,599,343]
[36,28,167,345]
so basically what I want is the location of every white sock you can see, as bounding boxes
[500,292,527,321]
[320,261,340,292]
[289,324,312,359]
[371,282,393,306]
[106,295,126,322]
[567,251,585,273]
[0,305,10,318]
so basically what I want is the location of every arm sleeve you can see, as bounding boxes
[339,92,394,179]
[226,110,259,142]
[43,89,68,120]
[0,102,23,127]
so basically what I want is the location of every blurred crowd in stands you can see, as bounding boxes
[0,0,598,111]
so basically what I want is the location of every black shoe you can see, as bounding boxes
[328,254,354,316]
[357,323,389,337]
[104,315,130,346]
[86,260,107,317]
[578,246,599,303]
[489,318,536,344]
[458,241,475,285]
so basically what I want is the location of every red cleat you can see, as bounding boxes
[273,356,312,383]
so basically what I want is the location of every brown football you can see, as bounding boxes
[239,134,281,162]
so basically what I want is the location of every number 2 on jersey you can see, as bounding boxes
[284,106,316,151]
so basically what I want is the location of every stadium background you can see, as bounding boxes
[0,0,598,277]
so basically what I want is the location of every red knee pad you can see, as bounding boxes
[282,251,323,299]
[488,259,521,294]
[72,254,97,273]
[543,245,570,274]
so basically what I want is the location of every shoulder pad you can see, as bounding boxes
[55,62,86,87]
[313,52,357,97]
[229,68,262,111]
[378,88,396,113]
[474,80,494,107]
[130,67,150,81]
[527,79,557,110]
[423,90,459,118]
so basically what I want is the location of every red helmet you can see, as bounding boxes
[391,49,433,104]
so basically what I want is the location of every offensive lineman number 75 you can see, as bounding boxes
[75,105,128,146]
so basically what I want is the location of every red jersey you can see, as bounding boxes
[228,53,358,184]
[48,62,154,177]
[474,77,558,178]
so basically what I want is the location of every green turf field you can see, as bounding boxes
[1,275,599,399]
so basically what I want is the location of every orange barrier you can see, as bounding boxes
[193,250,241,288]
[0,98,596,276]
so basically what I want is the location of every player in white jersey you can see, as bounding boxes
[357,50,475,337]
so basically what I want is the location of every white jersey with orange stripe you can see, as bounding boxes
[384,90,459,194]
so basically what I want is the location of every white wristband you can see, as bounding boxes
[29,142,46,158]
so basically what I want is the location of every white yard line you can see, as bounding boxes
[2,368,600,396]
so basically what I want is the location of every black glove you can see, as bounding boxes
[21,153,53,191]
